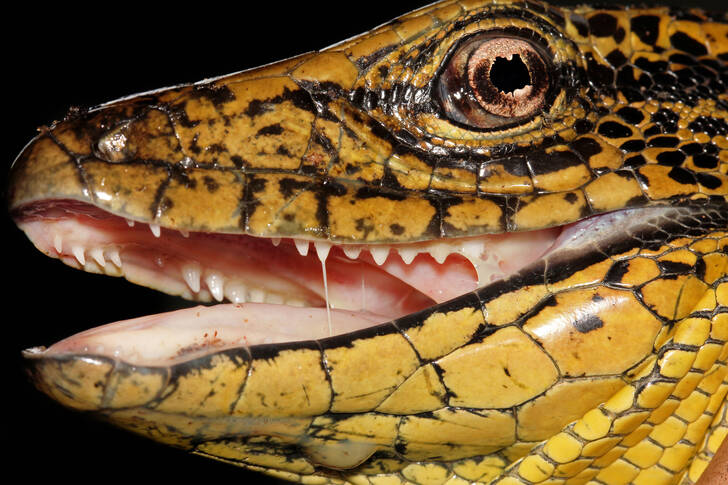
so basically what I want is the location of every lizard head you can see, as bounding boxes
[9,1,728,483]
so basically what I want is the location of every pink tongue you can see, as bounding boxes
[39,304,389,366]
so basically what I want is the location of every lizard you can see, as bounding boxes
[7,1,728,483]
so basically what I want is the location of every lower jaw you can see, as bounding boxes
[25,303,392,366]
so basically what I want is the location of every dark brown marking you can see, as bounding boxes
[667,167,696,185]
[588,13,617,37]
[656,151,686,166]
[573,314,605,333]
[670,32,709,57]
[598,121,633,138]
[527,150,582,175]
[697,173,723,190]
[202,176,219,193]
[616,107,645,125]
[631,15,661,45]
[256,124,285,136]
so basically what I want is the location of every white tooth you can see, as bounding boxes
[458,239,494,286]
[459,239,486,260]
[71,245,86,266]
[370,246,389,265]
[103,261,123,277]
[53,234,63,254]
[398,247,418,265]
[225,281,247,303]
[182,262,201,293]
[430,243,450,265]
[205,271,225,302]
[107,247,122,268]
[249,288,265,303]
[126,219,135,227]
[314,241,332,262]
[294,239,310,256]
[180,230,189,238]
[271,237,281,247]
[89,247,106,267]
[342,246,362,260]
[150,223,161,238]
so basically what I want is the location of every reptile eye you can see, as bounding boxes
[437,34,551,130]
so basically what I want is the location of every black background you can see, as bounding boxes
[3,1,725,484]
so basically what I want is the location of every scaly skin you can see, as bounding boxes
[8,1,728,484]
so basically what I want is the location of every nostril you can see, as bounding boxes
[96,121,134,163]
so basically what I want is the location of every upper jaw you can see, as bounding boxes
[4,43,655,247]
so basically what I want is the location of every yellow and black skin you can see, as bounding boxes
[7,0,728,484]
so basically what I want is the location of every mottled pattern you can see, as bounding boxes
[10,1,728,484]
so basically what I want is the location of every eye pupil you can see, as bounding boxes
[489,54,531,94]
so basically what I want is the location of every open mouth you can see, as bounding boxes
[12,197,630,367]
